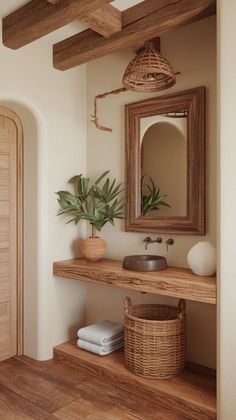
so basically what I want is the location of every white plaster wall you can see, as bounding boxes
[87,17,216,368]
[218,0,236,417]
[0,25,87,360]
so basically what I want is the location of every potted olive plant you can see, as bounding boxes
[56,171,123,261]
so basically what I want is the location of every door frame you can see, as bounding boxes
[0,106,23,355]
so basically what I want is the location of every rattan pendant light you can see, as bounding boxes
[92,38,179,131]
[122,40,176,92]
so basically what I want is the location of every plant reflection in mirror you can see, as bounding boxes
[141,175,171,216]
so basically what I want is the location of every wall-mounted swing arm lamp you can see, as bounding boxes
[91,87,127,132]
[92,38,180,132]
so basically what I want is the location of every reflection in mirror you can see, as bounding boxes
[140,113,187,217]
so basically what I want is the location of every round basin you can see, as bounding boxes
[122,255,167,272]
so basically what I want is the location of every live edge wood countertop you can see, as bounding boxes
[53,258,216,304]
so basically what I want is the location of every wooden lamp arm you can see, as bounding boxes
[91,87,127,132]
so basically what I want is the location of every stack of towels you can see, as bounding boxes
[77,320,124,356]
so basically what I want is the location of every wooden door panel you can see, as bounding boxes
[0,276,9,295]
[0,262,10,278]
[0,241,10,250]
[0,142,10,154]
[0,129,12,141]
[0,202,10,217]
[0,155,9,169]
[0,317,10,335]
[0,302,11,360]
[0,168,9,186]
[0,217,9,231]
[0,218,10,252]
[0,249,9,263]
[0,277,11,298]
[0,186,10,201]
[0,108,22,360]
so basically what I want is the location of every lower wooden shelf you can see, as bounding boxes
[54,341,216,420]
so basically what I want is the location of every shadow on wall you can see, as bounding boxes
[0,99,44,358]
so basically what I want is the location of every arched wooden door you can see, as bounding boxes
[0,106,23,360]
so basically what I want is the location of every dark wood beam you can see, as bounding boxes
[53,0,216,71]
[2,0,112,49]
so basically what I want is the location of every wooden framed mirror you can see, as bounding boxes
[125,86,205,235]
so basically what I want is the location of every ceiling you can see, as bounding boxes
[1,0,216,69]
[0,0,143,45]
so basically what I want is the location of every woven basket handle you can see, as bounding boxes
[177,299,186,318]
[124,296,132,311]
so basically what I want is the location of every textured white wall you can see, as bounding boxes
[0,25,87,360]
[218,0,236,417]
[87,16,217,368]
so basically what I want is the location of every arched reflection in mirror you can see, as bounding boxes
[140,118,187,217]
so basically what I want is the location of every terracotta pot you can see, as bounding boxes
[81,237,107,261]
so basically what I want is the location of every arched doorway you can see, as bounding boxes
[0,106,23,360]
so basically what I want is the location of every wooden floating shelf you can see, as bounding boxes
[53,258,216,304]
[54,341,216,420]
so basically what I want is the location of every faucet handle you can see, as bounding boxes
[143,236,163,250]
[165,238,174,252]
[143,236,152,242]
[143,236,152,250]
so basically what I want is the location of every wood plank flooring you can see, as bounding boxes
[0,356,186,419]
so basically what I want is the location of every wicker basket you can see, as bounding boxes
[124,297,186,379]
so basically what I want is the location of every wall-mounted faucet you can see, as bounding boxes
[143,236,162,250]
[165,238,174,252]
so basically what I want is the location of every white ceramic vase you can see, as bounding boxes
[187,241,216,276]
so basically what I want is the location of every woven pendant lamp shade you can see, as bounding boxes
[122,41,176,92]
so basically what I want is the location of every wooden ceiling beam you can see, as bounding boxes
[2,0,113,49]
[79,5,121,38]
[53,0,216,71]
[46,0,121,38]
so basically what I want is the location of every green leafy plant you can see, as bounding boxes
[56,170,124,237]
[141,175,171,216]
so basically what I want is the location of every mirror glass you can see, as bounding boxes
[140,111,187,217]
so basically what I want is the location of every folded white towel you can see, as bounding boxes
[77,320,124,346]
[77,338,124,356]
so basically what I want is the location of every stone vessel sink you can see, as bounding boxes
[123,255,167,272]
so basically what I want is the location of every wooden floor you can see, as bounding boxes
[0,355,187,419]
